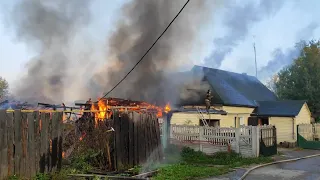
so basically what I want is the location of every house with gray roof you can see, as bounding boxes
[170,65,312,143]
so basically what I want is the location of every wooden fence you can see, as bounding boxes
[167,125,275,157]
[0,110,63,179]
[112,111,162,170]
[260,125,277,147]
[298,123,320,141]
[297,123,320,149]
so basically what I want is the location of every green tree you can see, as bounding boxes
[274,40,320,113]
[0,76,9,100]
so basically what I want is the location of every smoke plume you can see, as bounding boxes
[9,0,92,103]
[90,0,218,105]
[204,0,284,68]
[259,22,319,82]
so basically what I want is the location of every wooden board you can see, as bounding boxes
[14,110,22,176]
[27,112,36,178]
[0,110,8,179]
[7,112,14,176]
[34,112,40,173]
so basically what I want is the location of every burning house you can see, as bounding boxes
[167,65,313,144]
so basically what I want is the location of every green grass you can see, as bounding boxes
[153,146,273,180]
[153,164,230,180]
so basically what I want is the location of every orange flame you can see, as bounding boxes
[164,103,171,113]
[91,99,109,127]
[62,152,65,159]
[90,98,171,127]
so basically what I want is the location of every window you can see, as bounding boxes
[200,119,220,127]
[234,117,245,128]
[239,117,245,126]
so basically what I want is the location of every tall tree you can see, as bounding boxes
[274,40,320,113]
[0,76,9,100]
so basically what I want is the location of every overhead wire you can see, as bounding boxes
[95,0,191,103]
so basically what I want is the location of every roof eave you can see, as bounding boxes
[251,113,296,118]
[223,103,257,108]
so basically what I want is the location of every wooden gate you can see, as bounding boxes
[297,124,320,150]
[259,126,277,156]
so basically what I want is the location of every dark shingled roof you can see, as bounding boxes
[172,108,227,115]
[188,65,278,107]
[253,100,307,117]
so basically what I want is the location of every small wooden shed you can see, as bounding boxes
[251,100,312,143]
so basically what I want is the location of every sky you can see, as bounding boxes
[0,0,319,89]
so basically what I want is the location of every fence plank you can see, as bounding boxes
[0,113,2,178]
[154,114,162,161]
[51,113,59,172]
[47,113,52,173]
[114,112,121,170]
[133,113,139,165]
[57,112,63,170]
[140,115,146,164]
[27,112,36,178]
[0,110,8,179]
[122,113,129,168]
[39,113,49,173]
[128,113,134,167]
[6,112,14,177]
[21,113,28,177]
[34,112,40,173]
[14,110,23,175]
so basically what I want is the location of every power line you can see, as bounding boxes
[253,35,257,78]
[96,0,190,102]
[253,42,257,78]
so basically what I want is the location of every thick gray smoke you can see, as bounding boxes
[259,22,319,82]
[90,0,218,105]
[204,0,284,68]
[10,0,92,104]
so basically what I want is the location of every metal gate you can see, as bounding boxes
[259,126,277,156]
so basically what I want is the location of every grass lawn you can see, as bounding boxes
[152,146,273,180]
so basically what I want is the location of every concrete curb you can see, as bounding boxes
[239,153,320,180]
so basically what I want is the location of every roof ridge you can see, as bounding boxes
[192,65,257,79]
[257,100,306,103]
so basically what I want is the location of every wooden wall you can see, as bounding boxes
[112,111,162,171]
[0,110,63,179]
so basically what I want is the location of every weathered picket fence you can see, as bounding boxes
[297,123,320,149]
[298,123,320,141]
[167,124,275,157]
[0,110,63,179]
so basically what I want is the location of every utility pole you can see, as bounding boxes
[253,37,257,78]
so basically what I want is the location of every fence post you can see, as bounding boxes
[257,126,260,156]
[251,126,258,157]
[199,126,204,152]
[296,124,299,147]
[235,128,240,153]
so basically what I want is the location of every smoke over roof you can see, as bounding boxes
[88,0,218,105]
[6,0,219,105]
